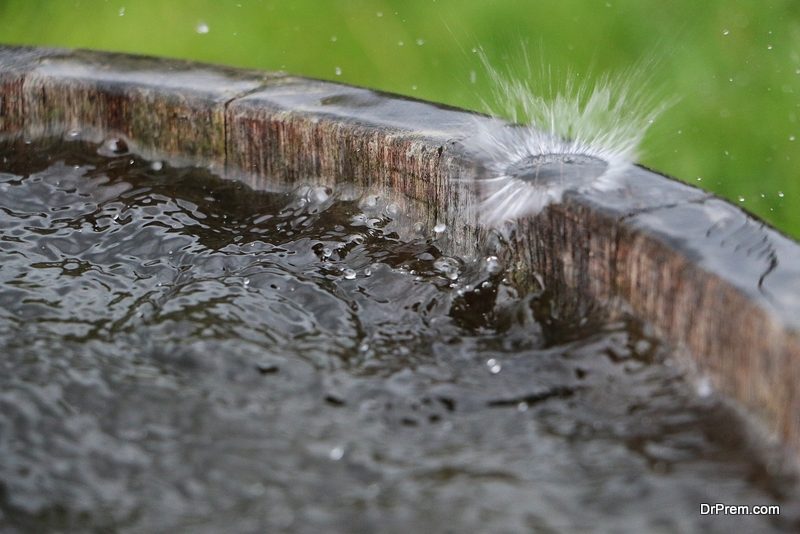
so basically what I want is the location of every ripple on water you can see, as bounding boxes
[0,139,797,533]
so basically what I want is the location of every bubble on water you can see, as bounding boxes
[196,22,210,34]
[433,222,446,233]
[67,129,80,139]
[364,267,372,277]
[433,257,459,280]
[342,268,357,280]
[307,186,331,204]
[517,402,529,412]
[150,161,163,171]
[99,137,129,156]
[334,67,342,76]
[329,446,344,461]
[242,278,250,287]
[486,358,502,374]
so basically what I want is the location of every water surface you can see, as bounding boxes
[0,140,797,532]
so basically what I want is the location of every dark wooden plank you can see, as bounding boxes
[16,48,280,170]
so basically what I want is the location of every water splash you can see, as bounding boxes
[466,49,669,227]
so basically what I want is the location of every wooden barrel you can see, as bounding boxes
[2,45,799,461]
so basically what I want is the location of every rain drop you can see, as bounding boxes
[329,446,344,461]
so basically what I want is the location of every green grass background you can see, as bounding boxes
[1,0,799,237]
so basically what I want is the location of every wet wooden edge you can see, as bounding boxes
[1,45,799,461]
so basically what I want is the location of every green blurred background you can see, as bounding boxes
[1,0,799,237]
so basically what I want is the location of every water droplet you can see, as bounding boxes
[469,70,477,84]
[722,29,730,36]
[376,11,383,17]
[411,85,417,91]
[329,446,344,461]
[364,267,372,277]
[696,176,703,182]
[416,38,425,46]
[196,22,210,34]
[385,203,399,216]
[307,186,331,204]
[150,161,163,171]
[433,222,446,233]
[397,40,404,47]
[696,376,713,397]
[67,129,80,138]
[243,278,250,287]
[330,35,338,42]
[486,358,502,374]
[738,196,745,202]
[334,67,342,76]
[484,255,502,274]
[118,7,125,16]
[790,135,796,141]
[342,268,356,280]
[778,191,785,198]
[767,44,773,50]
[517,402,529,412]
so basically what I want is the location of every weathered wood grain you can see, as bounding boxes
[1,44,799,459]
